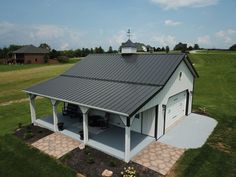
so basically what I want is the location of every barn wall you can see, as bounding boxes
[24,53,46,64]
[137,61,194,138]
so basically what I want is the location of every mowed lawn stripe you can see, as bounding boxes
[0,64,73,103]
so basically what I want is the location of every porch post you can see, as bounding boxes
[29,94,36,124]
[51,99,59,132]
[122,116,131,163]
[80,106,89,144]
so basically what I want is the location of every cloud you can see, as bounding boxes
[164,19,182,26]
[151,34,177,47]
[197,35,211,45]
[0,21,82,50]
[215,29,236,44]
[151,0,218,10]
[109,30,127,45]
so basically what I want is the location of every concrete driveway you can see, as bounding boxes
[158,113,217,149]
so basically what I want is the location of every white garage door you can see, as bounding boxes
[165,91,187,129]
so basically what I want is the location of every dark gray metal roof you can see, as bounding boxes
[13,45,49,54]
[121,39,136,48]
[25,53,197,116]
[63,53,187,86]
[25,76,161,116]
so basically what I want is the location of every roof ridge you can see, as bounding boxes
[60,74,163,87]
[88,53,185,56]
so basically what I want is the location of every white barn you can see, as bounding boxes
[24,40,198,162]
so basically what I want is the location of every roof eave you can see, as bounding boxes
[23,90,129,117]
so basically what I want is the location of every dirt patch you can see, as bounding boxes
[14,124,53,143]
[0,97,44,106]
[0,98,29,106]
[61,146,162,177]
[192,107,210,116]
[210,142,231,154]
[208,128,232,154]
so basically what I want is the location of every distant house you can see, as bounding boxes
[24,39,198,162]
[12,45,49,64]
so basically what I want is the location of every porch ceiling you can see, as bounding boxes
[25,76,162,116]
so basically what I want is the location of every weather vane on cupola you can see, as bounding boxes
[127,29,132,40]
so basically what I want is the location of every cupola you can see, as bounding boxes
[121,29,137,54]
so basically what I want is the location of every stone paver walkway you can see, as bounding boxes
[32,132,81,158]
[132,142,185,175]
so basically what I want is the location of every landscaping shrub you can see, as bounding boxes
[58,56,69,63]
[23,132,34,139]
[18,122,22,129]
[108,159,117,167]
[86,157,95,164]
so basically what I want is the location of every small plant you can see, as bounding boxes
[86,157,95,164]
[121,166,136,177]
[18,123,22,129]
[23,132,34,139]
[26,125,32,131]
[84,149,91,155]
[37,130,43,134]
[109,159,117,167]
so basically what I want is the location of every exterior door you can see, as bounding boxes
[165,91,186,129]
[142,107,155,137]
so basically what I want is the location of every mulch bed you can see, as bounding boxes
[14,124,53,143]
[61,146,162,177]
[14,124,162,177]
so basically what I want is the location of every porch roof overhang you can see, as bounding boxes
[24,75,162,117]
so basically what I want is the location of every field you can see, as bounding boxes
[174,52,236,177]
[0,63,76,177]
[0,52,235,177]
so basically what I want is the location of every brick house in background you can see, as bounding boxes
[12,45,49,64]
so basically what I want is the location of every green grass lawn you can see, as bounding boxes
[0,52,235,177]
[174,53,236,177]
[0,64,76,177]
[0,64,46,72]
[192,49,236,55]
[0,64,73,103]
[0,135,75,177]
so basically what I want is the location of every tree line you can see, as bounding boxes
[0,43,118,60]
[0,42,235,60]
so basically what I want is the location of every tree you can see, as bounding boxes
[74,48,82,57]
[193,44,200,50]
[188,46,193,50]
[8,44,22,52]
[95,46,104,53]
[39,43,51,51]
[161,47,165,51]
[174,42,187,52]
[229,44,236,51]
[90,48,94,54]
[165,46,170,53]
[107,46,113,53]
[49,49,60,59]
[156,47,161,52]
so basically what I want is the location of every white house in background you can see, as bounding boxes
[24,39,198,162]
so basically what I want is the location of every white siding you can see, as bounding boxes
[131,115,142,133]
[137,61,194,139]
[109,114,125,128]
[142,107,155,137]
[121,47,137,54]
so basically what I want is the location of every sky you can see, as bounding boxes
[0,0,235,50]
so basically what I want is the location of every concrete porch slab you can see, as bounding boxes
[32,133,80,159]
[158,113,217,149]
